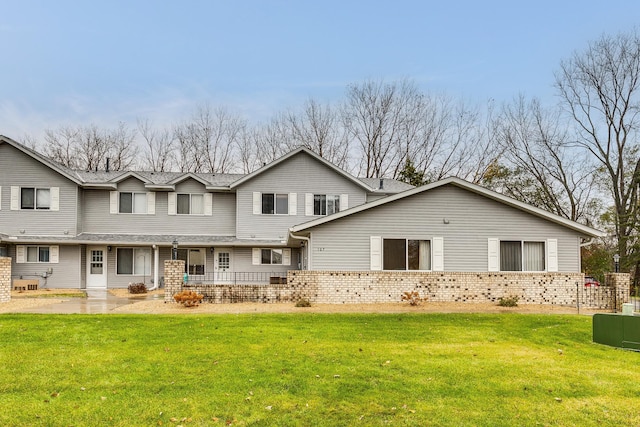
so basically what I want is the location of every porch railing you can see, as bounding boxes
[184,271,287,286]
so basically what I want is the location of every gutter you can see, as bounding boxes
[580,238,595,247]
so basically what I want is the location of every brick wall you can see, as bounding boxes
[164,260,186,303]
[0,257,11,303]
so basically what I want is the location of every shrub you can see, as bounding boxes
[295,299,312,307]
[498,295,519,307]
[173,290,204,307]
[127,283,148,294]
[401,291,426,306]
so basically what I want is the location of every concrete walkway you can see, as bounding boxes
[15,290,163,314]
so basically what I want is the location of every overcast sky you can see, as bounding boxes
[2,0,639,142]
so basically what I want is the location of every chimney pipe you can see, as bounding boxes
[379,178,384,190]
[106,158,110,172]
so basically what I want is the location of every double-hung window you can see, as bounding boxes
[177,193,204,215]
[21,188,50,210]
[262,193,288,215]
[119,192,147,214]
[314,194,340,215]
[382,239,431,270]
[116,248,152,275]
[499,241,545,271]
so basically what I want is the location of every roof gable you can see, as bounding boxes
[290,177,604,238]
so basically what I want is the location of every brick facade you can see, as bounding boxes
[162,264,631,309]
[0,257,11,303]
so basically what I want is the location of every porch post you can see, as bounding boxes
[0,257,11,303]
[153,246,159,289]
[164,259,186,303]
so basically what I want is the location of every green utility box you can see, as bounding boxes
[593,313,640,350]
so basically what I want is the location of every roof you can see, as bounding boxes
[359,177,414,193]
[290,176,605,238]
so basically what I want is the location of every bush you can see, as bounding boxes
[498,295,519,307]
[127,283,147,294]
[173,290,204,307]
[401,291,426,306]
[295,299,312,307]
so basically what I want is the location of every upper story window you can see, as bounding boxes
[314,194,340,215]
[119,192,147,214]
[262,193,288,215]
[10,186,59,211]
[177,193,204,215]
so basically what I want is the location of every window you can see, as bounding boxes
[261,249,283,265]
[382,239,431,270]
[262,193,288,215]
[119,192,147,214]
[314,194,340,215]
[252,248,291,265]
[177,248,205,275]
[500,241,545,271]
[116,248,151,275]
[26,246,50,263]
[21,188,50,210]
[177,193,204,215]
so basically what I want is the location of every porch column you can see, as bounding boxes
[153,245,159,289]
[0,257,11,303]
[164,259,185,303]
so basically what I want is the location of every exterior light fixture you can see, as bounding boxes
[172,240,179,260]
[613,253,620,273]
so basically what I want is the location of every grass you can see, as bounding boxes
[0,313,638,426]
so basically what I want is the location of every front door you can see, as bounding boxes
[86,247,107,288]
[214,248,232,283]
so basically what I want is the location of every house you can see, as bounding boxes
[0,135,410,290]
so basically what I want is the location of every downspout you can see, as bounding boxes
[147,245,159,291]
[288,231,311,270]
[580,238,595,247]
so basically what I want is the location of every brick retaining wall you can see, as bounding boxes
[0,257,11,303]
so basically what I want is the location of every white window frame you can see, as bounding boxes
[176,193,205,215]
[118,192,148,214]
[252,248,291,265]
[491,239,555,272]
[16,245,59,263]
[116,247,152,276]
[381,238,433,271]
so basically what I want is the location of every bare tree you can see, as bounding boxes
[43,126,81,168]
[106,122,138,171]
[555,30,640,265]
[137,118,175,172]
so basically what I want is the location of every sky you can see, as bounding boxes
[2,0,640,143]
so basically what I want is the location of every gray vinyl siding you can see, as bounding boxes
[9,244,81,289]
[0,144,78,236]
[236,152,367,239]
[81,177,235,235]
[106,246,177,288]
[307,185,583,272]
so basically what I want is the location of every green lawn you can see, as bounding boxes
[0,313,638,426]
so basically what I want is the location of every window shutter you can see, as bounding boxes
[252,248,261,265]
[146,192,155,215]
[16,245,25,263]
[370,236,382,271]
[289,193,297,215]
[488,238,499,272]
[50,246,59,264]
[50,187,60,211]
[0,186,2,210]
[305,193,313,216]
[283,248,291,266]
[204,193,213,216]
[109,191,118,214]
[432,237,444,271]
[253,192,261,215]
[167,192,176,215]
[11,186,19,210]
[339,194,348,211]
[547,239,558,272]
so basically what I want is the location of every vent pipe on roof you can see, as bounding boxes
[106,158,110,173]
[379,178,384,190]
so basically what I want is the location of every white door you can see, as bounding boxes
[214,248,232,283]
[87,247,107,288]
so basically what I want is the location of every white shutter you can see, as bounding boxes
[50,245,59,264]
[167,192,177,215]
[16,245,25,263]
[305,193,314,216]
[289,193,297,215]
[547,239,558,272]
[253,192,261,215]
[109,191,118,214]
[283,248,291,266]
[252,248,261,265]
[432,237,444,271]
[0,186,2,210]
[488,238,500,272]
[204,193,213,216]
[50,187,60,211]
[146,192,155,215]
[370,236,382,271]
[11,186,19,210]
[339,194,348,211]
